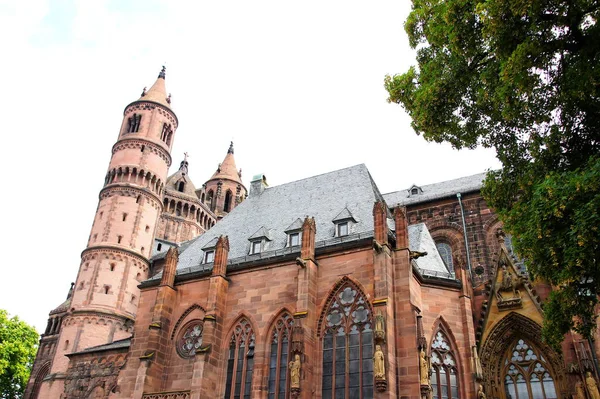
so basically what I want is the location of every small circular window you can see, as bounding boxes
[177,321,204,358]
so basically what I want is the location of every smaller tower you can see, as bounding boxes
[201,142,247,218]
[156,157,217,244]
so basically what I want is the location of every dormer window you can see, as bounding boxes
[248,226,272,255]
[336,221,349,237]
[408,184,423,196]
[332,207,356,237]
[178,181,185,192]
[288,232,300,247]
[203,250,215,264]
[251,240,262,254]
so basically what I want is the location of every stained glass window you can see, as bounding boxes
[322,284,373,399]
[503,339,557,399]
[224,318,255,399]
[268,313,294,399]
[176,321,204,358]
[435,242,454,273]
[430,330,460,399]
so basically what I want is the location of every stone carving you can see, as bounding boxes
[63,353,127,399]
[419,348,430,386]
[374,311,385,342]
[495,265,522,310]
[576,380,586,399]
[477,384,486,399]
[141,392,191,399]
[289,354,301,388]
[374,345,385,379]
[587,372,600,399]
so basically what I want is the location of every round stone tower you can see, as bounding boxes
[201,142,247,218]
[35,67,177,398]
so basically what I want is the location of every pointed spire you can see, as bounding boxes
[137,66,171,108]
[206,142,243,185]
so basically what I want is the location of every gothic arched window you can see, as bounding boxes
[224,318,255,399]
[224,190,233,213]
[430,330,460,399]
[268,312,294,399]
[436,242,454,273]
[321,283,373,399]
[503,338,557,399]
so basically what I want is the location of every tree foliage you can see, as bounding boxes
[0,310,38,399]
[385,0,600,348]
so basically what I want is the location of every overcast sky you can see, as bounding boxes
[0,0,499,333]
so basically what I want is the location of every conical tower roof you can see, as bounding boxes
[206,142,244,185]
[138,66,171,108]
[166,157,199,198]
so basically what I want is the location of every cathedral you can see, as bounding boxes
[25,69,600,399]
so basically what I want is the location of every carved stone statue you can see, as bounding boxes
[419,348,430,386]
[374,312,385,342]
[477,384,486,399]
[374,345,385,379]
[575,380,586,399]
[586,372,600,399]
[289,354,301,389]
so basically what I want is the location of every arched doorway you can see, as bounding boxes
[480,313,565,399]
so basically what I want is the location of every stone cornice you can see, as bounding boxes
[112,138,172,167]
[99,184,163,210]
[81,245,150,265]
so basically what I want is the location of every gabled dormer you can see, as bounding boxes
[408,184,423,196]
[332,207,357,237]
[201,237,219,264]
[248,226,273,254]
[284,218,304,247]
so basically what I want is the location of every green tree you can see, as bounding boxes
[0,310,38,399]
[385,0,600,348]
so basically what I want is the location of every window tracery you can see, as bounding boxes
[435,242,454,273]
[430,330,460,399]
[503,339,557,399]
[321,284,373,399]
[225,318,255,399]
[176,321,204,358]
[267,312,294,399]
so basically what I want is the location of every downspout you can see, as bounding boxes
[457,193,473,283]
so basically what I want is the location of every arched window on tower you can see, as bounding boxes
[224,190,233,213]
[224,318,255,399]
[503,338,557,399]
[436,242,454,273]
[267,312,294,399]
[178,181,185,192]
[321,282,373,398]
[430,330,460,399]
[207,190,214,211]
[126,113,142,133]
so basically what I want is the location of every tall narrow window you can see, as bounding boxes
[503,338,557,399]
[178,181,185,192]
[161,123,173,144]
[127,113,142,133]
[321,283,373,399]
[207,190,214,210]
[430,330,460,399]
[435,242,454,273]
[224,191,233,212]
[268,313,294,399]
[224,318,255,399]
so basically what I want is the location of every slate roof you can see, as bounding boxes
[145,164,458,283]
[383,172,487,207]
[174,164,379,272]
[68,337,131,356]
[408,223,453,278]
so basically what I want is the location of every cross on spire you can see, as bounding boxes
[184,152,190,162]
